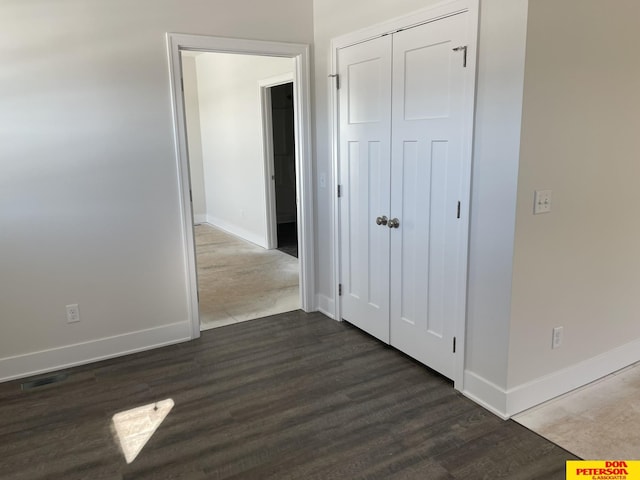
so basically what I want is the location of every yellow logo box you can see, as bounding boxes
[567,461,640,480]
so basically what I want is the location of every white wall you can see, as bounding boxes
[462,0,529,413]
[0,0,313,381]
[505,0,640,409]
[194,53,293,247]
[182,54,207,224]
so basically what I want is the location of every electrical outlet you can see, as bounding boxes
[534,190,552,214]
[66,304,80,324]
[552,326,563,349]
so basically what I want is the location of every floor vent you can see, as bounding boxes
[21,373,69,391]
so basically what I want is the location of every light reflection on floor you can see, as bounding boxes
[111,399,174,464]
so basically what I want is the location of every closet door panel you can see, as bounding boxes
[338,36,393,343]
[389,13,469,378]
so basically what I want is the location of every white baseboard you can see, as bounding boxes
[316,294,336,320]
[0,321,192,383]
[462,370,509,419]
[193,213,207,225]
[505,336,640,417]
[206,215,267,249]
[463,337,640,418]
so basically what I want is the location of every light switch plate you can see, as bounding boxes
[534,190,552,214]
[552,326,563,349]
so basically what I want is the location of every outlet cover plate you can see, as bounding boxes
[534,190,552,214]
[66,304,80,324]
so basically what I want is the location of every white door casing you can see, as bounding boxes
[259,73,295,250]
[166,34,315,339]
[333,0,478,385]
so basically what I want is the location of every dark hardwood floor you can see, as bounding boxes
[0,311,577,479]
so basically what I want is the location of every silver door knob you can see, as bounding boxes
[387,218,400,229]
[376,216,388,226]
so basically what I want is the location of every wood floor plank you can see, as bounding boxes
[0,311,577,479]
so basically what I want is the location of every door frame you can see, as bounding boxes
[329,0,479,389]
[259,73,295,250]
[166,34,315,339]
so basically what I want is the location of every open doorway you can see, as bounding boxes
[272,82,299,258]
[261,78,298,258]
[167,34,315,339]
[182,51,299,331]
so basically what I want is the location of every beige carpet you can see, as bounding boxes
[194,223,300,331]
[513,362,640,460]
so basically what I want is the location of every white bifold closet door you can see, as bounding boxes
[338,35,393,343]
[338,12,470,379]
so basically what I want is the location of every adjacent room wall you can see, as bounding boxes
[194,53,293,248]
[0,0,313,381]
[181,53,207,224]
[506,0,640,411]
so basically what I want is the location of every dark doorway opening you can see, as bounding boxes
[270,82,298,258]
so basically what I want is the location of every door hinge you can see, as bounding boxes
[453,46,468,68]
[328,73,340,89]
[453,336,457,353]
[457,201,461,219]
[337,185,342,198]
[338,284,343,296]
[190,190,193,202]
[181,76,184,92]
